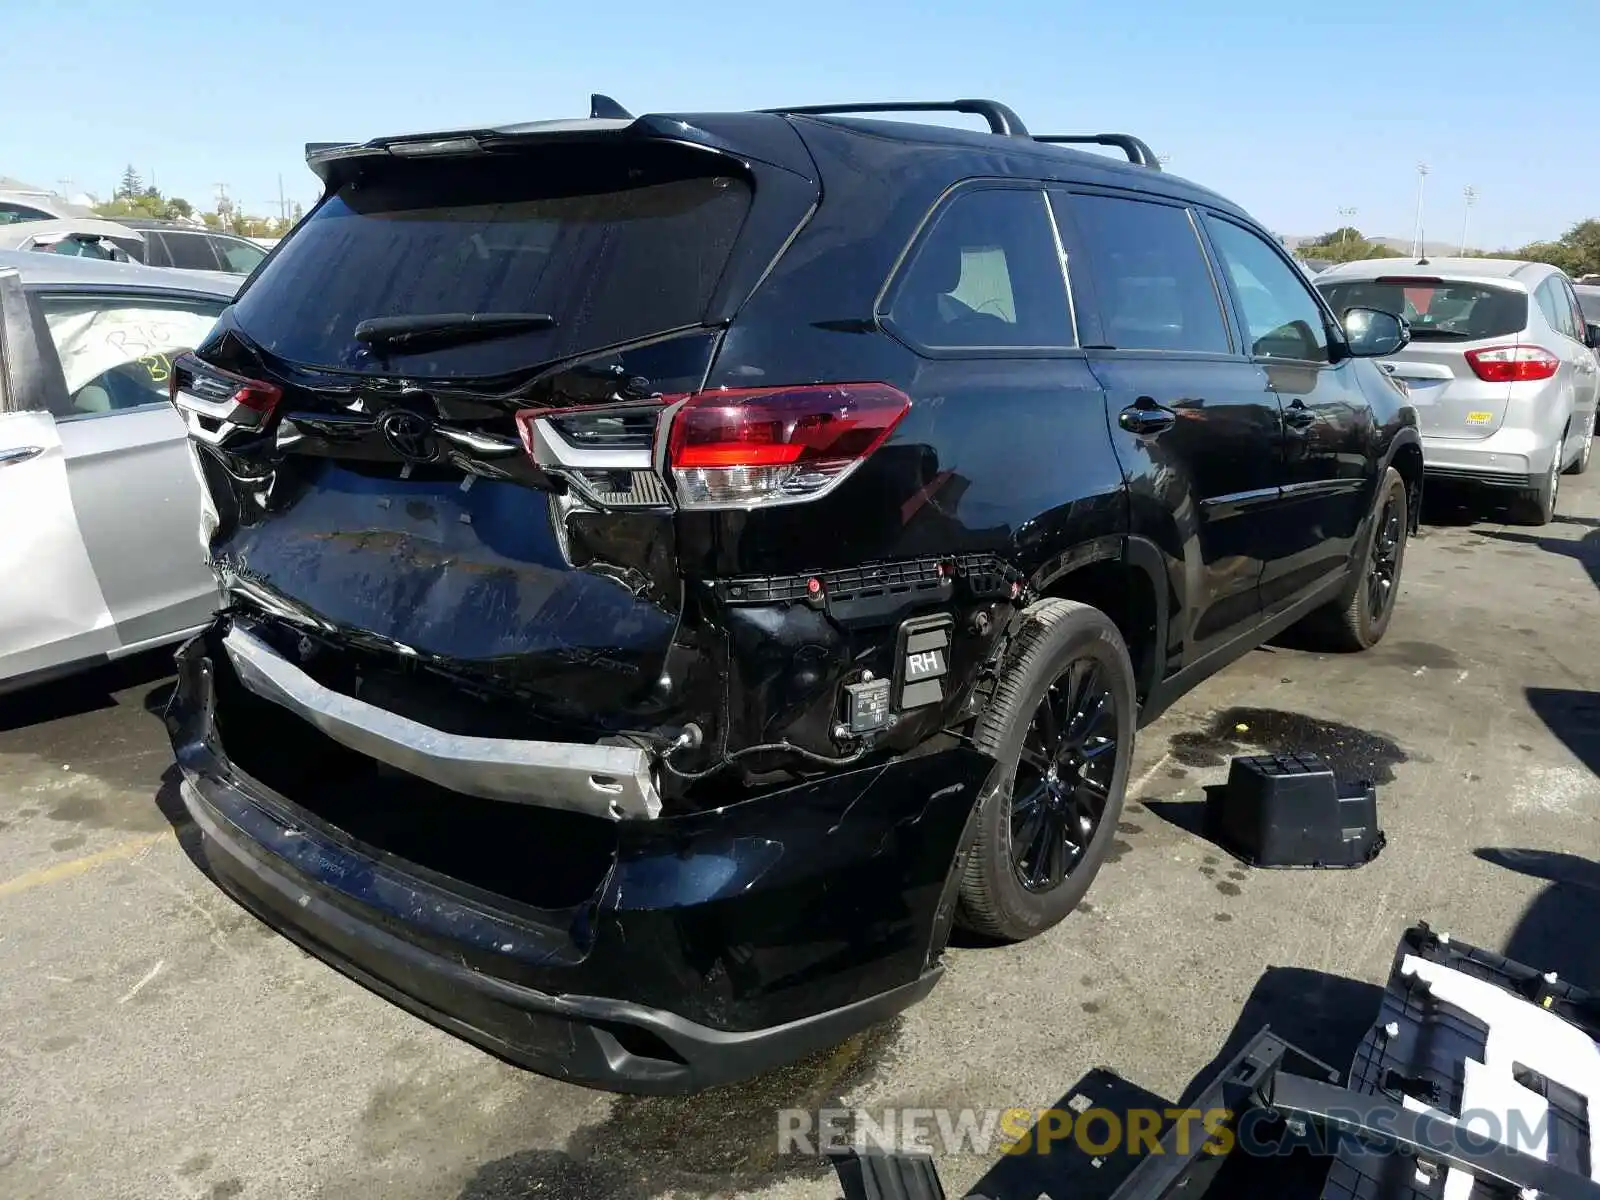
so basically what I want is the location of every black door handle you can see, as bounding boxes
[1282,400,1317,428]
[1118,401,1176,436]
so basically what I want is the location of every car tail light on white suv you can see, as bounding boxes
[1463,344,1559,383]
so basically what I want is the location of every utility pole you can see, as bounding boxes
[1459,186,1477,255]
[1338,206,1357,244]
[1411,163,1430,259]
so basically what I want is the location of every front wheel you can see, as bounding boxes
[956,599,1136,943]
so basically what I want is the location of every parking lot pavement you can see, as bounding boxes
[2,476,1597,1200]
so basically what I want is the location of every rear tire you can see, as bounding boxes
[956,600,1136,943]
[1297,467,1409,652]
[1563,415,1593,476]
[1512,446,1561,525]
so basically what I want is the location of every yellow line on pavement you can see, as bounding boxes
[0,833,166,899]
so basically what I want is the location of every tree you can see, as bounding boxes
[1294,227,1398,264]
[1510,219,1600,276]
[116,165,143,201]
[92,188,198,223]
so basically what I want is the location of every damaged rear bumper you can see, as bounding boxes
[166,624,992,1094]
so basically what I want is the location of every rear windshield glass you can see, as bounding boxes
[230,144,751,378]
[1317,279,1526,341]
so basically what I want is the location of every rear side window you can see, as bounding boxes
[164,232,225,272]
[1064,195,1229,354]
[231,144,752,379]
[211,236,266,274]
[1538,278,1580,341]
[1317,278,1527,341]
[884,188,1073,350]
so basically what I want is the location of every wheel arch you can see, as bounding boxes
[1028,536,1169,706]
[1384,428,1425,533]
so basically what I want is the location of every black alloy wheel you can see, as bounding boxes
[1009,659,1119,892]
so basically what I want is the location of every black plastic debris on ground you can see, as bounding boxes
[1203,752,1386,869]
[830,924,1600,1200]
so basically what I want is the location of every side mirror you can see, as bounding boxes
[1586,321,1600,349]
[1341,306,1410,358]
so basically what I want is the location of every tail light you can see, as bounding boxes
[169,352,283,445]
[1464,345,1559,383]
[663,383,911,509]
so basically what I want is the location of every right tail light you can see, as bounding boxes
[661,383,911,509]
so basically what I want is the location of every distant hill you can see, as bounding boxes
[1284,234,1472,258]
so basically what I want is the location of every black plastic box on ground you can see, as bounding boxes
[1206,752,1385,868]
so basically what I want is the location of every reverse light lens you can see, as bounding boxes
[1463,345,1559,383]
[665,383,911,508]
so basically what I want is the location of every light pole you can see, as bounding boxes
[1412,163,1430,258]
[1338,206,1357,244]
[1459,186,1477,255]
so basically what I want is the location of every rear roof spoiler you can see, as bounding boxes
[306,95,1162,178]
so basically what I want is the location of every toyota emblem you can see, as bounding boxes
[376,409,437,463]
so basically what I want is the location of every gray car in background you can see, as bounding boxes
[1318,257,1599,523]
[0,251,237,692]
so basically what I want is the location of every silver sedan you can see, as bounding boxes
[0,251,238,692]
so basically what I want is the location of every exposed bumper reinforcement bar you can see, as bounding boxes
[222,623,662,819]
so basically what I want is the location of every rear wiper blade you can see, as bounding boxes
[353,312,557,351]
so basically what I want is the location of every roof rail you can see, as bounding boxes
[765,99,1030,137]
[1033,134,1161,169]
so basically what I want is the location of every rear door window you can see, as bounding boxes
[230,144,753,379]
[211,235,266,274]
[883,188,1074,350]
[1060,194,1230,354]
[1317,278,1528,342]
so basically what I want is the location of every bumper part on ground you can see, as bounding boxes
[833,924,1600,1200]
[166,626,993,1094]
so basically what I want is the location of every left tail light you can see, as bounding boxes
[169,352,282,443]
[663,383,911,509]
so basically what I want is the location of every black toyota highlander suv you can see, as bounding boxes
[163,95,1422,1094]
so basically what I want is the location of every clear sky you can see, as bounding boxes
[1,0,1589,248]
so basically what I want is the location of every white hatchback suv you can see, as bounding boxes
[1319,257,1598,524]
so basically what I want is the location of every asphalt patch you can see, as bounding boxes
[1167,706,1409,784]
